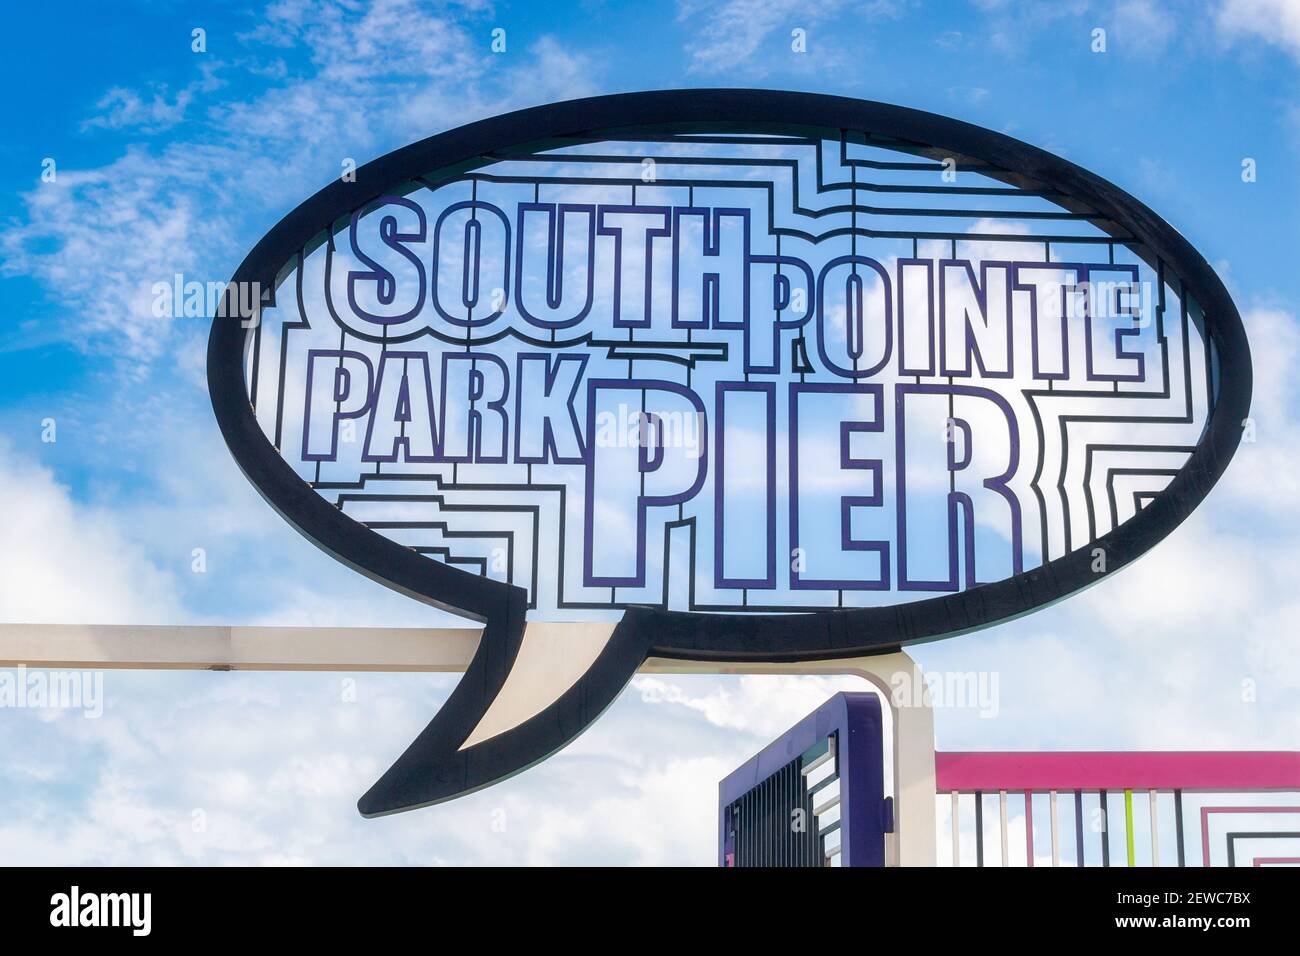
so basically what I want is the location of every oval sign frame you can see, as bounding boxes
[208,90,1251,814]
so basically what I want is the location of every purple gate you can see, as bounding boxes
[719,693,892,867]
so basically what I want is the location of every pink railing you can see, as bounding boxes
[935,751,1300,867]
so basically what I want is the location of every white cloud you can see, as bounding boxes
[0,441,182,624]
[1216,306,1300,519]
[82,86,194,134]
[1111,0,1176,56]
[677,0,862,74]
[922,511,1300,753]
[1216,0,1300,59]
[633,673,867,735]
[1,146,237,364]
[0,666,791,865]
[1,0,598,368]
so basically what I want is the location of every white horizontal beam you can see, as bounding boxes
[0,623,481,672]
[0,623,937,867]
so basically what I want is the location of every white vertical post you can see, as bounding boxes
[951,791,961,867]
[1050,790,1060,867]
[1149,789,1160,866]
[999,790,1009,867]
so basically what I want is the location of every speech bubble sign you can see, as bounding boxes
[208,91,1251,816]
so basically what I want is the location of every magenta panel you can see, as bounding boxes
[935,751,1300,792]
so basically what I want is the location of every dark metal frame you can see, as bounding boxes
[208,90,1252,816]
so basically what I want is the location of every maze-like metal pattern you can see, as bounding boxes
[245,129,1216,618]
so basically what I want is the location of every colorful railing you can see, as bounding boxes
[936,751,1300,867]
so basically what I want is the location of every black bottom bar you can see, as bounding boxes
[0,865,1290,941]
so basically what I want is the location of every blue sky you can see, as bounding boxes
[0,0,1297,865]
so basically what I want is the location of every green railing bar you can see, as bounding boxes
[1124,790,1135,867]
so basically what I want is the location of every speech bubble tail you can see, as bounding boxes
[358,601,650,818]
